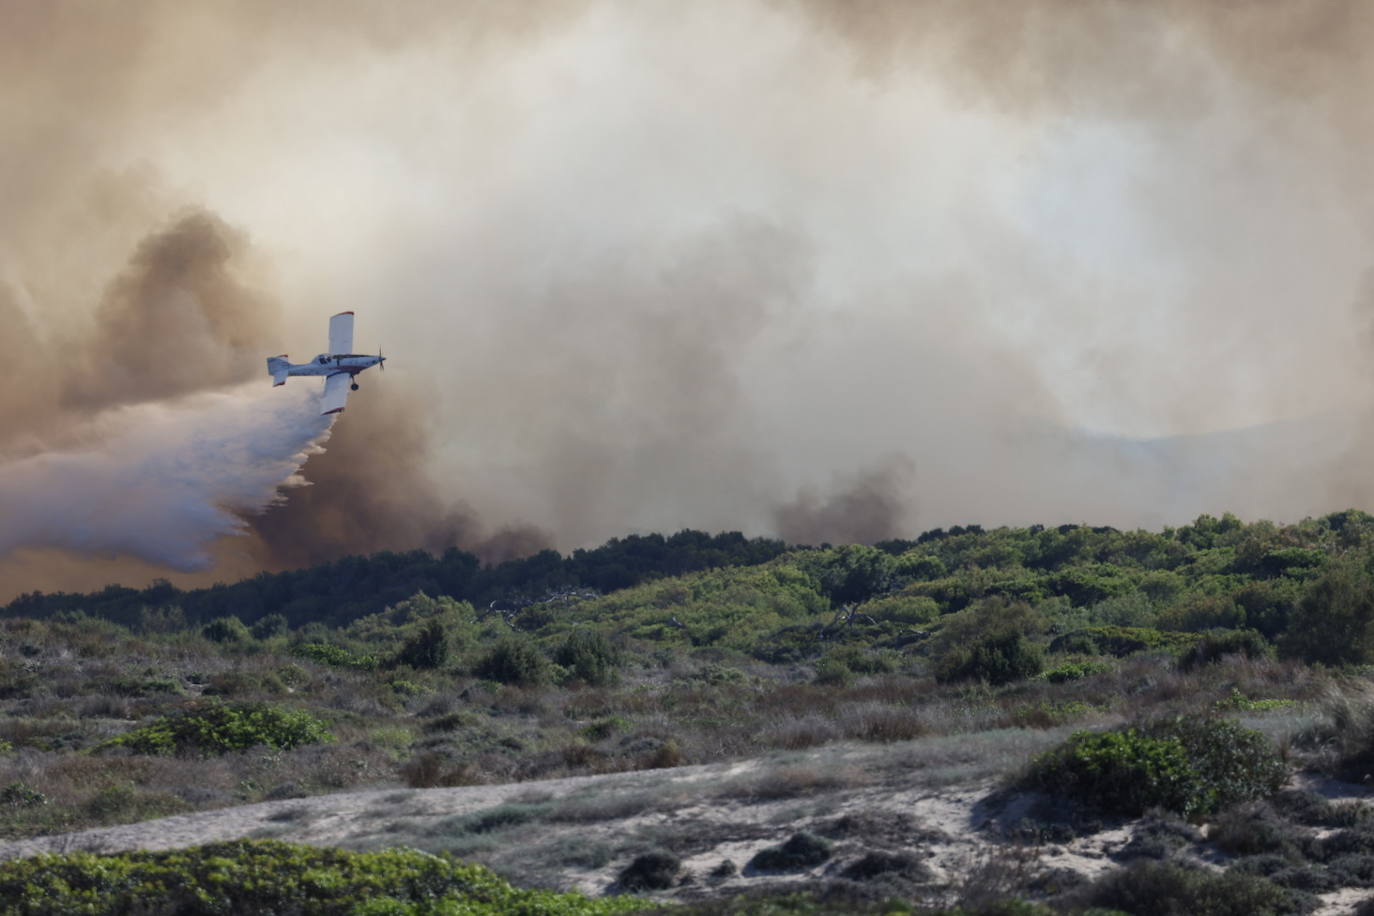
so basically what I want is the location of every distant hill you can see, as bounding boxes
[0,530,789,630]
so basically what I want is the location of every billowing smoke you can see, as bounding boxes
[64,211,280,412]
[3,0,1374,598]
[776,458,917,546]
[0,208,335,578]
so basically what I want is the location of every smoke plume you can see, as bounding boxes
[776,458,917,546]
[3,1,1374,598]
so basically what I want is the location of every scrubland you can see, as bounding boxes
[6,513,1374,913]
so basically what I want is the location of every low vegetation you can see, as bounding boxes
[0,839,644,915]
[7,511,1374,911]
[1023,717,1287,819]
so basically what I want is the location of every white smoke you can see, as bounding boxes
[0,384,332,571]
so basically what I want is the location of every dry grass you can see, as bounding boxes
[0,612,1346,846]
[718,764,861,803]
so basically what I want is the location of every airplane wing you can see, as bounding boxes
[329,311,354,355]
[321,372,350,415]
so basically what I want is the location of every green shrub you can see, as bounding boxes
[201,616,251,643]
[1178,629,1272,671]
[935,631,1042,685]
[824,645,901,676]
[1023,717,1286,819]
[790,545,896,604]
[391,620,449,670]
[1150,717,1288,813]
[930,599,1045,685]
[1048,626,1199,657]
[250,613,289,640]
[1215,688,1295,713]
[0,782,46,808]
[814,656,853,686]
[854,594,940,626]
[747,832,833,872]
[388,678,429,697]
[1208,802,1300,859]
[1041,659,1111,683]
[474,636,551,686]
[1082,860,1301,916]
[0,839,643,915]
[1023,728,1196,817]
[580,716,630,741]
[1156,595,1245,633]
[618,850,681,890]
[290,642,379,670]
[98,701,332,756]
[1281,559,1374,666]
[1089,591,1158,628]
[554,629,622,686]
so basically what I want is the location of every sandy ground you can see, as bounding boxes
[3,736,1373,913]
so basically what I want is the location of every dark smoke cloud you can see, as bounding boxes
[775,457,916,546]
[246,378,551,567]
[64,210,280,411]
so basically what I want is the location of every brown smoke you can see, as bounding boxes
[775,458,916,546]
[245,378,551,567]
[63,210,280,411]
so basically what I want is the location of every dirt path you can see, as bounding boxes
[7,733,1369,913]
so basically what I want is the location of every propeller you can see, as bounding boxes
[378,347,385,371]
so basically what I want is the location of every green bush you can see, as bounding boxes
[790,545,896,604]
[554,628,622,686]
[290,642,379,670]
[618,850,681,890]
[747,832,833,872]
[1048,626,1199,657]
[1178,629,1272,671]
[935,631,1042,685]
[201,616,251,643]
[1281,559,1374,665]
[1023,728,1196,817]
[562,564,826,650]
[930,599,1045,685]
[1023,717,1286,819]
[0,839,643,915]
[1156,595,1245,633]
[813,656,853,686]
[98,701,333,756]
[1150,717,1288,813]
[474,636,551,686]
[250,613,289,640]
[1041,659,1111,683]
[390,620,449,670]
[0,782,46,808]
[855,594,940,626]
[1082,860,1301,916]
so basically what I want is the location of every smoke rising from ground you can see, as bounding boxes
[3,1,1374,596]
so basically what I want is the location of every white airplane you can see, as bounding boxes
[266,311,385,415]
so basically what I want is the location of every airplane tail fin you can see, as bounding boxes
[267,355,290,387]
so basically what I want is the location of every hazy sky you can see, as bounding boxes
[2,0,1373,597]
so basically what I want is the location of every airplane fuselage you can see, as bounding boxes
[284,354,384,378]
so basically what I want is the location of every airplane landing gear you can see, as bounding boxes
[350,382,359,391]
